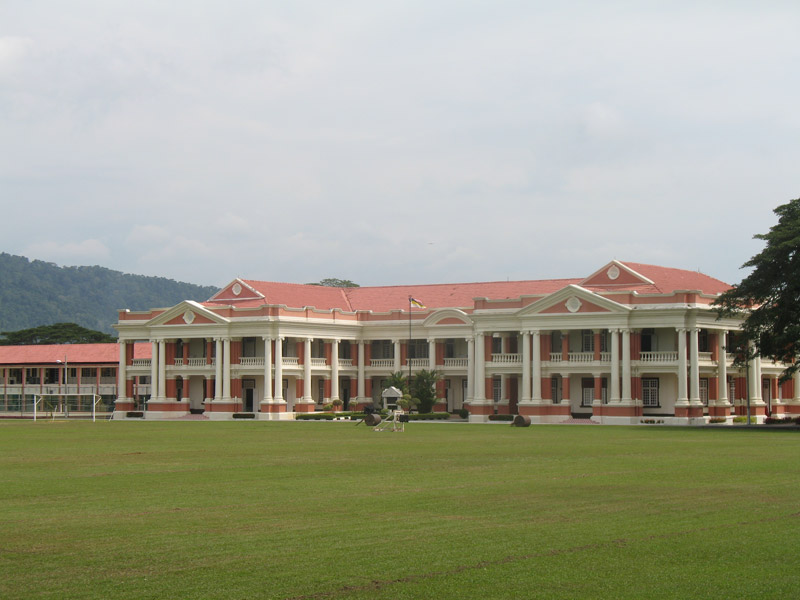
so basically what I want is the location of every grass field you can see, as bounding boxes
[1,420,798,599]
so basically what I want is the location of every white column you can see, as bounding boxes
[532,330,542,402]
[793,370,800,404]
[357,341,365,400]
[500,374,508,403]
[303,338,313,401]
[330,339,339,401]
[158,340,167,400]
[677,328,688,404]
[214,338,222,400]
[466,337,475,402]
[263,336,273,403]
[474,333,485,401]
[521,331,531,403]
[428,339,436,370]
[274,337,284,402]
[689,328,701,405]
[621,329,631,403]
[150,340,159,401]
[718,330,729,405]
[118,342,127,402]
[393,340,401,373]
[610,329,620,402]
[222,338,231,401]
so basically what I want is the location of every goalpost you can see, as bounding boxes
[32,394,109,422]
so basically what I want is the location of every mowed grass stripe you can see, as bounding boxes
[0,421,798,599]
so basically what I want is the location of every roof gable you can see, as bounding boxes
[581,260,654,287]
[147,301,229,327]
[208,279,265,304]
[517,285,630,317]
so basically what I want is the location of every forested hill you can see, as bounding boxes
[0,253,220,335]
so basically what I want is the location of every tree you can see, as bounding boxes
[306,278,360,288]
[409,369,442,414]
[0,322,116,345]
[382,371,409,395]
[713,197,800,378]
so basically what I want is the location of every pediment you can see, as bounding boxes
[580,260,654,287]
[423,308,473,327]
[208,279,264,303]
[516,285,629,316]
[147,301,230,327]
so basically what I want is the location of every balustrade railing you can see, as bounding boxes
[370,358,394,368]
[443,358,468,367]
[407,358,428,367]
[568,352,595,363]
[549,353,563,362]
[491,353,521,364]
[639,351,678,362]
[187,357,207,367]
[132,359,151,367]
[239,357,264,367]
[338,358,353,367]
[282,357,299,366]
[310,358,327,367]
[698,352,713,362]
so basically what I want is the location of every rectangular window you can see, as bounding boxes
[318,379,325,403]
[641,328,655,353]
[551,377,561,403]
[642,378,659,407]
[492,378,501,403]
[581,378,594,407]
[700,378,709,406]
[698,330,709,353]
[101,367,116,378]
[26,368,39,384]
[600,332,609,353]
[407,340,428,359]
[242,337,256,358]
[491,337,503,354]
[445,339,455,359]
[581,330,594,353]
[729,377,736,401]
[372,340,393,359]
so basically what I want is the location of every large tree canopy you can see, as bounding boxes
[713,197,800,377]
[0,323,116,345]
[306,278,360,288]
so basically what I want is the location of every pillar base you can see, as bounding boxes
[468,401,494,416]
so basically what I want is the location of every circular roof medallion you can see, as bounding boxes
[607,265,620,280]
[566,297,582,313]
[183,310,195,324]
[232,283,242,296]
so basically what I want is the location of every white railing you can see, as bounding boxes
[599,352,610,362]
[132,358,151,367]
[370,359,394,368]
[699,352,713,362]
[639,351,678,362]
[338,358,353,367]
[282,357,299,366]
[239,357,264,366]
[187,358,207,367]
[549,353,563,362]
[443,358,468,367]
[407,358,428,367]
[311,358,327,367]
[568,352,595,363]
[173,359,183,366]
[491,353,521,364]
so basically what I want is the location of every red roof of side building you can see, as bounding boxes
[0,343,150,366]
[206,262,730,313]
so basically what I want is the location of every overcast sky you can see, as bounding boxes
[1,1,798,289]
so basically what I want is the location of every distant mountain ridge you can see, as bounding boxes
[0,253,220,335]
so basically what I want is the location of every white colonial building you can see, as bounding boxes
[112,260,800,424]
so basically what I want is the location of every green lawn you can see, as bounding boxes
[1,421,798,599]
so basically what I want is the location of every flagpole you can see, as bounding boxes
[408,296,412,384]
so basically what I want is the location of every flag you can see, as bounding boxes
[409,296,425,309]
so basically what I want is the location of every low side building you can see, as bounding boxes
[111,260,800,424]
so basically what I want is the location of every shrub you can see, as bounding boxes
[232,413,255,419]
[488,414,514,421]
[296,413,335,420]
[708,417,727,424]
[764,416,794,424]
[126,411,144,418]
[732,416,749,423]
[406,412,450,421]
[457,408,469,419]
[322,403,334,411]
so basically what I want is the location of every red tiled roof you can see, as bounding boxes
[205,262,730,313]
[0,343,150,365]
